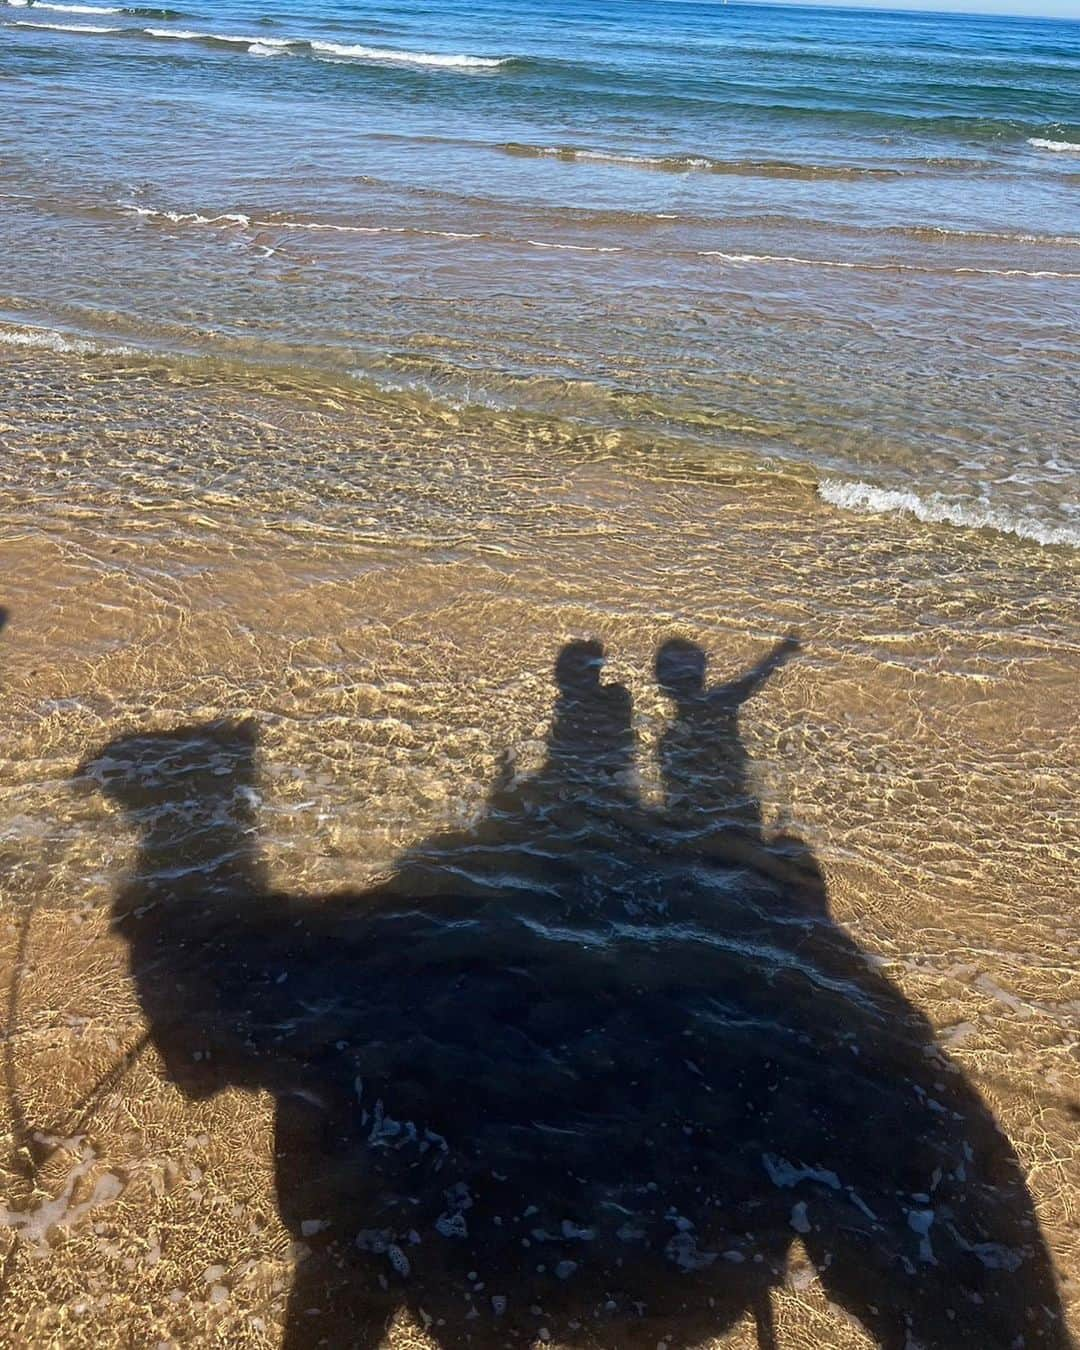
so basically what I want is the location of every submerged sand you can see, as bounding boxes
[0,345,1077,1347]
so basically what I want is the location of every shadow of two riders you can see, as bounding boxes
[79,635,1069,1350]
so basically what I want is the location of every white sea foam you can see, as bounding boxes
[8,1,123,11]
[700,250,1080,280]
[135,27,508,67]
[1028,137,1080,154]
[308,40,508,68]
[574,149,712,170]
[818,480,1079,549]
[525,239,622,253]
[12,16,512,67]
[520,145,712,170]
[142,27,295,46]
[249,217,399,234]
[0,326,133,357]
[121,203,251,226]
[11,18,120,31]
[121,204,490,244]
[143,26,241,40]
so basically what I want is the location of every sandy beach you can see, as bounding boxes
[1,341,1077,1346]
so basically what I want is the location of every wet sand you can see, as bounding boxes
[0,344,1078,1347]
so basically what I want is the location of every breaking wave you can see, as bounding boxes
[3,0,186,12]
[11,18,120,31]
[818,480,1079,549]
[1028,137,1080,154]
[0,325,133,357]
[140,26,512,67]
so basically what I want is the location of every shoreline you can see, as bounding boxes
[1,330,1077,554]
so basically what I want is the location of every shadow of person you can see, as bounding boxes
[655,633,824,913]
[385,638,639,910]
[656,633,799,842]
[78,641,1070,1350]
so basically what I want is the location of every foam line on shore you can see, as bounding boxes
[0,325,133,357]
[700,250,1080,280]
[818,479,1079,549]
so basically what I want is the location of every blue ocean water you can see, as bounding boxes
[2,0,1078,543]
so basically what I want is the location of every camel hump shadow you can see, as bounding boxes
[79,637,1070,1350]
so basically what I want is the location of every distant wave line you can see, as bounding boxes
[500,143,904,182]
[5,0,122,10]
[6,16,514,67]
[4,0,187,13]
[1028,137,1080,154]
[11,17,119,29]
[700,250,1080,280]
[135,24,513,68]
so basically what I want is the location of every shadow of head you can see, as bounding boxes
[553,636,607,695]
[655,637,706,701]
[77,718,268,1098]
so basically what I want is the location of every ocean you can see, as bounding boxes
[1,0,1078,544]
[1,4,1079,1346]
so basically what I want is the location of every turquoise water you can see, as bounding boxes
[2,0,1078,543]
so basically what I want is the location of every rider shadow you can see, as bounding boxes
[79,637,1069,1350]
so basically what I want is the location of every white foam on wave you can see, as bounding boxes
[1028,138,1080,154]
[143,26,243,40]
[0,326,133,357]
[11,16,513,68]
[701,250,1080,280]
[568,148,712,170]
[136,27,508,67]
[142,27,297,46]
[121,203,251,226]
[525,239,622,253]
[121,203,489,243]
[818,480,1079,549]
[7,0,122,11]
[308,40,508,68]
[899,224,1080,249]
[122,202,625,253]
[11,18,120,31]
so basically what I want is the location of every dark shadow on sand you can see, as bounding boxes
[78,636,1069,1349]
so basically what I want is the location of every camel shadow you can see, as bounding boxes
[78,637,1069,1349]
